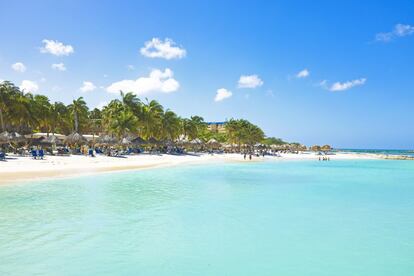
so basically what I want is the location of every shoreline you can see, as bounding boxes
[0,152,386,185]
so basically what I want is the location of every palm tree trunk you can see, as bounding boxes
[0,108,4,132]
[74,112,79,132]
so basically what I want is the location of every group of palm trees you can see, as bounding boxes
[0,81,268,147]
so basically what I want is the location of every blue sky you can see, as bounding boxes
[1,0,413,149]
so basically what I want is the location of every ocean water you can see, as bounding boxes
[338,148,414,157]
[0,159,414,275]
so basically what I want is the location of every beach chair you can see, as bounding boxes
[88,149,95,157]
[38,149,44,160]
[31,150,38,159]
[0,151,5,161]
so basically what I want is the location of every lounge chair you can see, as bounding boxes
[31,150,38,159]
[38,149,44,160]
[88,149,95,157]
[0,151,5,161]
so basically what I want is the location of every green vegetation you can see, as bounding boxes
[0,81,269,146]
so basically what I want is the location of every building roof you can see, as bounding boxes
[206,122,226,125]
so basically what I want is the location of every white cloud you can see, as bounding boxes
[214,88,232,102]
[140,38,186,60]
[20,80,39,93]
[296,69,309,78]
[238,74,263,88]
[329,78,366,91]
[376,24,414,42]
[51,63,66,71]
[107,68,179,95]
[80,81,96,92]
[40,39,74,56]
[11,62,26,73]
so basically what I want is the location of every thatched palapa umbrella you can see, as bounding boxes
[190,138,203,145]
[0,131,25,144]
[207,138,220,150]
[97,134,117,145]
[65,132,87,145]
[148,137,160,145]
[131,137,147,145]
[321,145,332,152]
[121,137,132,145]
[310,145,321,152]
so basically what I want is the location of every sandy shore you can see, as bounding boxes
[0,152,378,185]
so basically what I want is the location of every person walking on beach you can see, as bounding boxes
[249,154,252,160]
[244,153,246,160]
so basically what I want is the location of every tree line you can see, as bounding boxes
[0,81,278,146]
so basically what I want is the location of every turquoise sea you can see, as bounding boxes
[338,148,414,157]
[1,159,414,275]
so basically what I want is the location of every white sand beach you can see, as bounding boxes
[0,152,378,185]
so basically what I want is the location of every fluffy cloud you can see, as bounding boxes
[107,68,179,95]
[140,38,186,60]
[296,69,309,78]
[80,81,96,92]
[11,62,26,73]
[51,63,66,71]
[19,80,39,93]
[40,39,74,56]
[238,74,263,88]
[330,78,366,91]
[214,88,232,102]
[376,24,414,42]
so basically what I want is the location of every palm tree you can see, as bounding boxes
[49,102,69,134]
[0,81,14,131]
[160,110,181,141]
[108,109,138,139]
[181,118,197,140]
[120,91,142,116]
[102,99,123,132]
[32,95,52,133]
[0,80,274,148]
[88,108,103,135]
[68,97,88,133]
[225,119,264,150]
[140,98,163,139]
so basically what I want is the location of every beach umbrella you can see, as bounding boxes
[65,132,87,145]
[310,145,321,152]
[148,137,160,145]
[176,135,189,145]
[121,137,132,145]
[190,138,202,144]
[45,134,64,145]
[30,137,52,147]
[0,131,25,143]
[97,134,117,145]
[321,145,332,152]
[163,140,175,146]
[131,136,147,145]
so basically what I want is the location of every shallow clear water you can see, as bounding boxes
[338,148,414,156]
[1,159,414,275]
